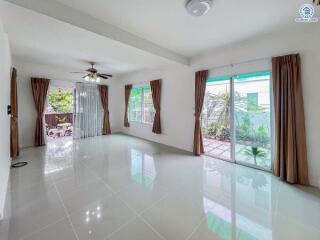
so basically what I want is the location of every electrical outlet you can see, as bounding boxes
[7,105,11,115]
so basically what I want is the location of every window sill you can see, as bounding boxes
[129,121,153,126]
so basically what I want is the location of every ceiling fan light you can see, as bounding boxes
[75,62,112,82]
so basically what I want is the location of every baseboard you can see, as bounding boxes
[115,132,193,155]
[309,177,320,189]
[0,163,10,221]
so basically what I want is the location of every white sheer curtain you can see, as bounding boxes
[74,83,103,139]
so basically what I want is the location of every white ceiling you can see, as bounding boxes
[1,2,187,77]
[54,0,312,57]
[1,0,318,78]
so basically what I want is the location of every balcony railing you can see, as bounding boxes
[45,113,73,128]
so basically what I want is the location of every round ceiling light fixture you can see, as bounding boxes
[186,0,213,16]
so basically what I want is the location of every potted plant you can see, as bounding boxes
[216,125,230,141]
[207,122,219,139]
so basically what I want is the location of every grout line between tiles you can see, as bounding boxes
[136,190,171,217]
[76,153,199,240]
[80,162,119,194]
[20,216,68,240]
[53,183,80,240]
[80,155,205,240]
[138,216,167,240]
[80,162,152,240]
[185,217,206,240]
[103,216,138,240]
[105,182,167,240]
[112,189,168,240]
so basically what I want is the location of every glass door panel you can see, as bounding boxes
[202,77,232,161]
[233,72,272,170]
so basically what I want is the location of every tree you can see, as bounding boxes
[48,90,73,113]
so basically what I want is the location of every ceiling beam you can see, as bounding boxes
[4,0,190,66]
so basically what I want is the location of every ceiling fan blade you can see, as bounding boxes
[99,75,109,80]
[98,73,112,77]
[70,71,85,74]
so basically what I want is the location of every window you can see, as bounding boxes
[143,87,155,124]
[129,86,155,124]
[129,88,142,122]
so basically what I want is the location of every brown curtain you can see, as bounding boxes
[272,54,309,185]
[98,85,111,135]
[31,78,50,146]
[150,79,162,134]
[124,84,132,127]
[193,70,208,156]
[10,67,20,158]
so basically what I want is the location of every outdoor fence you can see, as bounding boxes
[45,113,73,128]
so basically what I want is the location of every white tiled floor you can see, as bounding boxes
[0,134,319,240]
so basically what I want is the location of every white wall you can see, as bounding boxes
[0,10,12,220]
[13,60,121,148]
[117,67,194,151]
[115,24,320,188]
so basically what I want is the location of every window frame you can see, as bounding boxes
[129,85,154,125]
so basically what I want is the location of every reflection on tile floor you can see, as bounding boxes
[0,134,319,240]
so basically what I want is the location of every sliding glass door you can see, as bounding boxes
[202,77,231,161]
[233,72,272,170]
[203,72,273,171]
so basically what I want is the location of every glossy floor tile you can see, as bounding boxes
[23,219,77,240]
[0,134,320,240]
[117,182,169,215]
[69,194,135,240]
[106,218,163,240]
[0,187,66,240]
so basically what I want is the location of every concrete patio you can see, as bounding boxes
[203,138,271,169]
[203,138,231,161]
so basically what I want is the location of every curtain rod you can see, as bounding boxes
[131,80,151,87]
[208,56,271,71]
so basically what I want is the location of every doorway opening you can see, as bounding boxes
[45,87,74,142]
[202,72,273,171]
[202,77,231,161]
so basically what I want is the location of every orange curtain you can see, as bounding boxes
[272,54,309,185]
[193,70,208,156]
[10,67,20,158]
[98,85,111,135]
[124,84,132,127]
[150,79,161,134]
[31,78,50,146]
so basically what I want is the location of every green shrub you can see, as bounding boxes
[244,145,267,165]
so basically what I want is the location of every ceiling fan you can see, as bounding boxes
[70,62,112,83]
